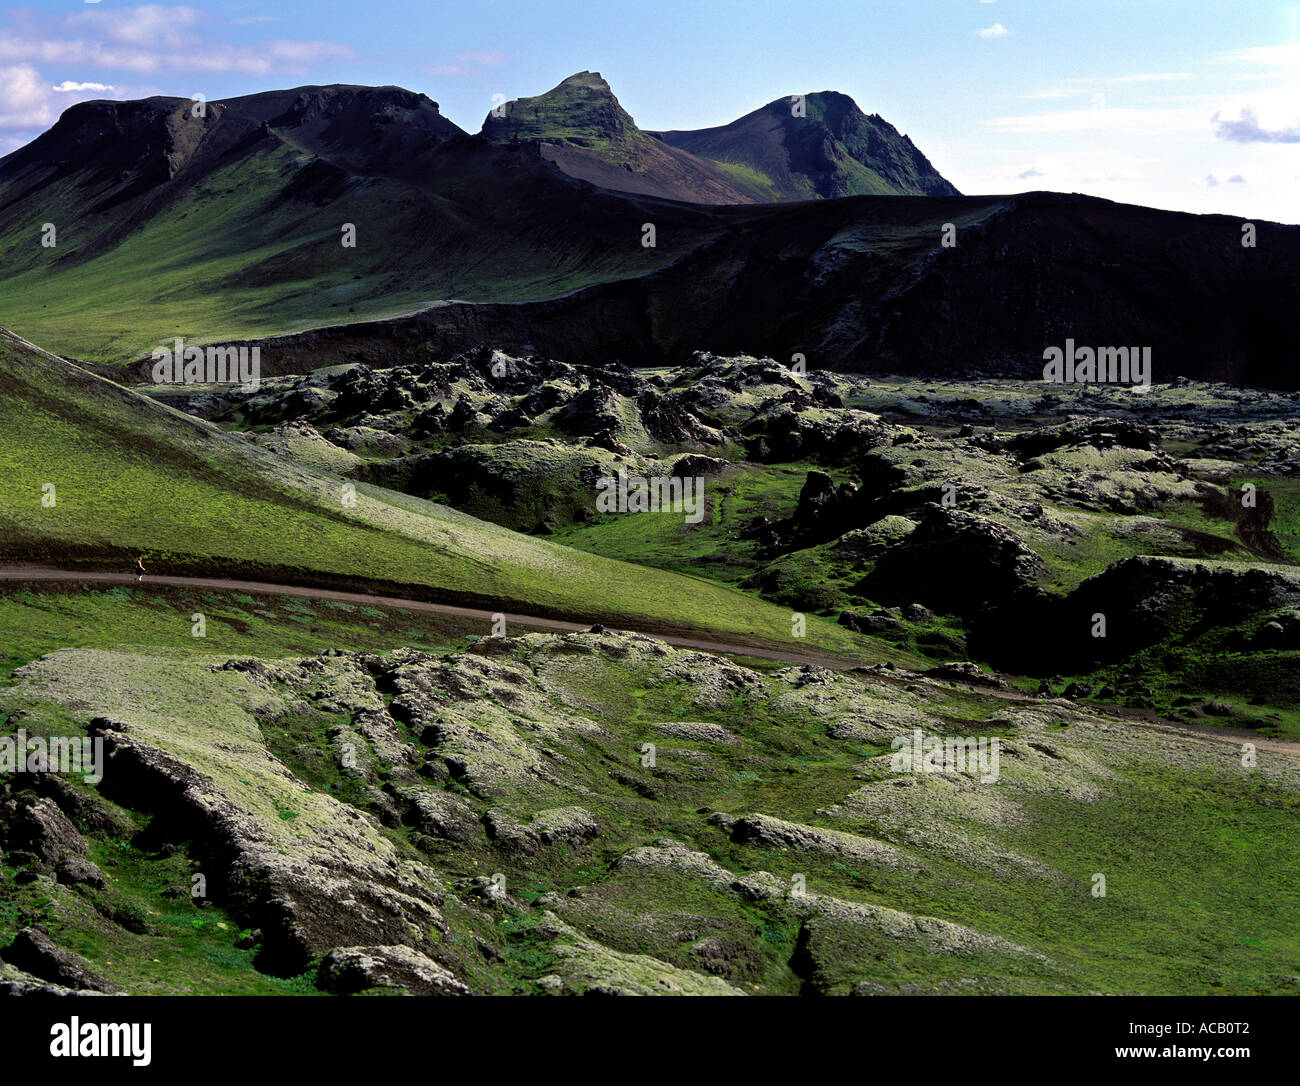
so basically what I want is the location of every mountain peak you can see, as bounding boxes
[654,90,959,199]
[476,73,956,203]
[559,70,611,88]
[477,71,761,204]
[481,71,634,146]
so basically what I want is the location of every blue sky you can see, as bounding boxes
[1,0,1297,221]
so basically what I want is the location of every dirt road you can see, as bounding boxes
[3,566,1297,756]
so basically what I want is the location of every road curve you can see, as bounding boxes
[0,567,850,667]
[3,567,1297,757]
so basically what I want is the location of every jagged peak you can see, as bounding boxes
[481,70,638,143]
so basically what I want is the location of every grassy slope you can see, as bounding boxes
[0,582,476,681]
[0,137,717,365]
[0,330,862,653]
[550,461,861,590]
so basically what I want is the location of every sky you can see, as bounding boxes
[0,0,1296,222]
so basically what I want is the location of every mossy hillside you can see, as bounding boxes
[1040,611,1300,740]
[199,364,1296,612]
[0,773,318,995]
[2,650,458,987]
[5,630,1298,995]
[0,331,866,654]
[13,650,345,846]
[482,72,643,153]
[845,434,1239,593]
[0,707,315,995]
[1,861,314,995]
[550,461,843,584]
[995,763,1300,993]
[177,355,1300,728]
[417,440,639,532]
[249,424,367,474]
[1241,477,1300,562]
[843,374,1300,421]
[305,634,1290,994]
[707,159,783,202]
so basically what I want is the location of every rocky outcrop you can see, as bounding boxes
[861,507,1046,614]
[317,945,470,996]
[484,807,600,854]
[1,928,118,993]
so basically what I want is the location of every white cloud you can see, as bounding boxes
[1111,72,1193,84]
[427,51,507,76]
[0,5,357,76]
[0,65,57,128]
[983,106,1200,135]
[67,5,204,49]
[1221,42,1300,68]
[0,64,120,132]
[1024,73,1191,100]
[1212,107,1300,143]
[976,23,1011,39]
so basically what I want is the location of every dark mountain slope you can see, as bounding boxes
[0,84,731,362]
[128,191,1300,390]
[2,83,1297,386]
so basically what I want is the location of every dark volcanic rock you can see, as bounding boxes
[1004,419,1161,460]
[839,610,901,635]
[1,795,88,871]
[860,507,1046,615]
[923,662,1007,688]
[972,556,1300,674]
[1,928,118,993]
[671,454,729,477]
[1067,557,1300,655]
[484,807,600,854]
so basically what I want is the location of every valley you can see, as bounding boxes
[1,57,1297,1005]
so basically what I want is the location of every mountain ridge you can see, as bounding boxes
[478,71,958,203]
[479,70,772,204]
[651,89,960,200]
[2,81,1298,386]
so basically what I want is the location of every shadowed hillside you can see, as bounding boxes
[2,83,1298,386]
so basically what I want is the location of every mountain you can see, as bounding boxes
[651,90,961,200]
[480,74,959,204]
[2,83,1298,386]
[117,192,1300,391]
[0,83,730,363]
[480,71,756,204]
